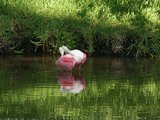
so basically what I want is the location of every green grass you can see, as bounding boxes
[0,0,160,57]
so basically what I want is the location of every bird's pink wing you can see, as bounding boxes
[56,55,76,71]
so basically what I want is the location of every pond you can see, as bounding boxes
[0,55,160,119]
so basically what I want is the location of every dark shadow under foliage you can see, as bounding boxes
[0,0,160,57]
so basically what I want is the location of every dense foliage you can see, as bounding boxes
[0,0,160,57]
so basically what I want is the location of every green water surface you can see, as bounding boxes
[0,56,160,120]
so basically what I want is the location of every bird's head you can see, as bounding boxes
[59,47,64,56]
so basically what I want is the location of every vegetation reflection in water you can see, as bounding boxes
[0,56,160,119]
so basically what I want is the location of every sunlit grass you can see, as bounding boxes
[0,0,160,56]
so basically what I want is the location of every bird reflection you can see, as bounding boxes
[57,72,86,94]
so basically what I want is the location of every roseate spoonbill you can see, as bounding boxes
[61,46,87,68]
[55,47,76,71]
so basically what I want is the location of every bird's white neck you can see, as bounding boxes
[62,46,71,54]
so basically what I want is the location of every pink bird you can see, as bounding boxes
[61,46,87,68]
[55,47,76,71]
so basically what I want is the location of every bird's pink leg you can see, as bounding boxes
[78,64,81,69]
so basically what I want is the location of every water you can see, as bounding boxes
[0,56,160,119]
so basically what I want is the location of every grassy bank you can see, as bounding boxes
[0,0,160,57]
